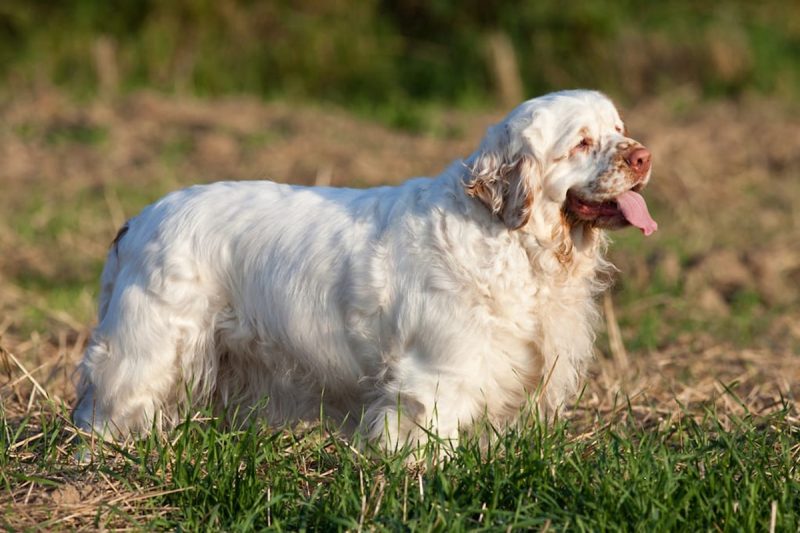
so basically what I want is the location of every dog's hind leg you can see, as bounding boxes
[74,259,215,439]
[74,232,126,439]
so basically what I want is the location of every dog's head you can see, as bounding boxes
[465,90,657,235]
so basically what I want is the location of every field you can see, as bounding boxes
[1,88,799,530]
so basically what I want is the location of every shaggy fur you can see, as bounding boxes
[73,90,653,448]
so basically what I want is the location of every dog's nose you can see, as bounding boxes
[625,147,651,175]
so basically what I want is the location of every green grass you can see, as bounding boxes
[2,0,800,121]
[2,400,797,530]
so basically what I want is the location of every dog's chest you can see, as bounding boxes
[479,263,595,412]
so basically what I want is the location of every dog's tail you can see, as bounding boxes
[97,219,132,322]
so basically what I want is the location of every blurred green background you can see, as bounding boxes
[1,0,798,119]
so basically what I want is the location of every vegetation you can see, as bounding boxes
[2,398,798,530]
[1,1,799,115]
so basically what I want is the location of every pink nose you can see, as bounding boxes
[625,147,651,175]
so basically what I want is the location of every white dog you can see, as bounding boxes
[73,90,656,447]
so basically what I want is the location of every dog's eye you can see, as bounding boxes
[574,137,592,151]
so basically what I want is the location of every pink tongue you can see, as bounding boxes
[616,191,658,236]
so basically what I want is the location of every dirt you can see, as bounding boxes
[0,87,798,427]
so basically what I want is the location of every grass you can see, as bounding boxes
[2,396,797,530]
[1,178,176,335]
[2,0,800,126]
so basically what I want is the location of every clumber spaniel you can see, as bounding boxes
[74,90,656,448]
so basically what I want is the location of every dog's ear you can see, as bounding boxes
[465,124,536,230]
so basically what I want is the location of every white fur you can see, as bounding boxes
[74,90,649,447]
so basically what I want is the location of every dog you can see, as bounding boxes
[73,90,656,448]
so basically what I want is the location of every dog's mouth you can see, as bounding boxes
[565,186,658,235]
